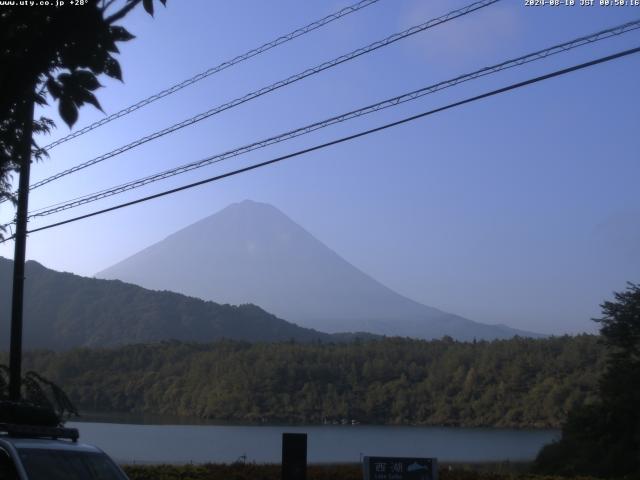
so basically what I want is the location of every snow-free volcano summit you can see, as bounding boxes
[97,200,539,340]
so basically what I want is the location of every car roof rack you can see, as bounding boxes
[0,423,79,442]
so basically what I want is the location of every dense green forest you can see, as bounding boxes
[8,335,603,428]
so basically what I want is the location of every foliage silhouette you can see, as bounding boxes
[0,0,166,208]
[0,364,78,426]
[534,283,640,477]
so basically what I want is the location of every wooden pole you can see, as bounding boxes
[9,92,35,401]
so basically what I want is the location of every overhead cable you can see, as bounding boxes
[27,19,640,219]
[26,0,499,193]
[40,0,384,151]
[4,45,636,242]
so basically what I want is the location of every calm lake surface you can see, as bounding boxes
[67,417,558,464]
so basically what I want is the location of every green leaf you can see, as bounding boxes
[46,78,62,99]
[57,73,72,85]
[143,0,154,16]
[86,48,110,75]
[59,98,78,127]
[110,25,135,42]
[74,70,101,91]
[104,57,123,81]
[103,38,120,54]
[34,90,48,107]
[76,89,103,112]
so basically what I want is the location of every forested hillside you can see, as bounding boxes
[15,335,603,428]
[0,258,335,349]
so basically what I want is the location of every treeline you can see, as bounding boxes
[12,335,603,428]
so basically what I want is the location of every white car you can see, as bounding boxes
[0,423,128,480]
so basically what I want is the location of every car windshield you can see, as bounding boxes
[17,448,126,480]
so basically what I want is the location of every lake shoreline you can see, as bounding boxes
[71,410,561,430]
[67,420,558,464]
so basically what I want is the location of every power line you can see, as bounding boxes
[40,0,384,152]
[5,45,636,242]
[26,19,640,219]
[25,0,499,193]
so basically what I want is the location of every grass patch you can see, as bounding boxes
[122,463,600,480]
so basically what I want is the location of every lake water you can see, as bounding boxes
[67,419,559,464]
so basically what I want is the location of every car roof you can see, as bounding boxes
[0,436,102,453]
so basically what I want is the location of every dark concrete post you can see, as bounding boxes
[282,432,307,480]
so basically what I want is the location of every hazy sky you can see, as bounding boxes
[1,0,638,335]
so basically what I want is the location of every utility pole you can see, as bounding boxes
[9,91,35,401]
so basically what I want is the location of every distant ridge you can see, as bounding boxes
[0,257,341,351]
[98,200,542,340]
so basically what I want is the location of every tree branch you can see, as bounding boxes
[105,0,143,25]
[101,0,118,13]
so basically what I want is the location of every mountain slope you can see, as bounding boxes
[0,257,334,351]
[98,200,540,340]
